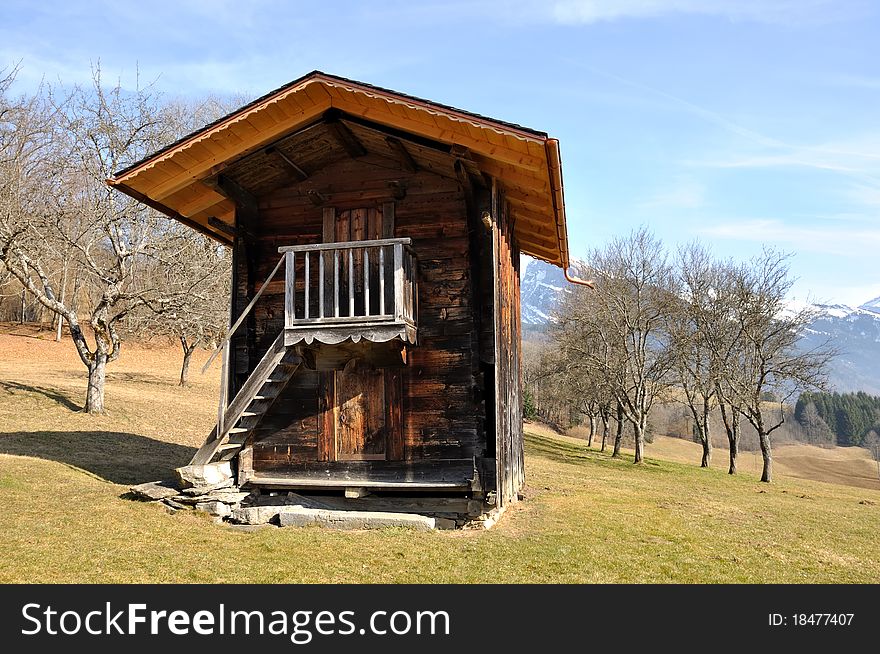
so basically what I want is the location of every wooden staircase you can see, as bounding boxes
[190,332,302,466]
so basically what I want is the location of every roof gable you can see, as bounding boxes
[108,71,569,267]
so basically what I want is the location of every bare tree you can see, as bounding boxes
[556,228,676,463]
[125,230,230,385]
[0,68,187,413]
[720,250,835,482]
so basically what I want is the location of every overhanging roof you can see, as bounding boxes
[108,71,570,268]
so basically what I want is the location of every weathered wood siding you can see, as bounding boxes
[228,156,487,472]
[493,184,524,506]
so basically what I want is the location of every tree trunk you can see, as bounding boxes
[758,430,772,482]
[633,419,645,464]
[697,418,711,468]
[612,404,624,458]
[728,435,738,475]
[719,401,741,475]
[85,353,107,414]
[587,416,596,448]
[55,261,69,342]
[179,336,197,386]
[600,415,609,452]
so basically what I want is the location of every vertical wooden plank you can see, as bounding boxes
[385,368,404,460]
[322,207,336,243]
[381,201,395,238]
[318,372,335,462]
[284,251,295,327]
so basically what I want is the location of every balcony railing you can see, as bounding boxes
[278,238,417,346]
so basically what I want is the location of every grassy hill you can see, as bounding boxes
[1,326,879,583]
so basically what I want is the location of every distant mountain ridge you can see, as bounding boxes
[520,259,880,395]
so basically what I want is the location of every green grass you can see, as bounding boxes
[1,331,878,583]
[1,432,878,583]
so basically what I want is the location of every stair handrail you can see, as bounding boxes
[202,253,286,375]
[201,254,285,437]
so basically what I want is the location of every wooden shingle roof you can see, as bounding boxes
[108,71,570,268]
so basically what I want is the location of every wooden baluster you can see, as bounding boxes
[334,249,340,318]
[348,248,355,316]
[318,250,324,319]
[394,243,404,321]
[285,250,295,327]
[304,251,310,320]
[364,248,370,317]
[379,246,385,316]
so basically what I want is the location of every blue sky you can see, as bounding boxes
[2,0,878,305]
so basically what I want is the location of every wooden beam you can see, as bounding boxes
[333,102,545,171]
[109,181,232,246]
[324,111,367,157]
[143,102,330,201]
[208,216,236,237]
[265,145,309,181]
[209,174,259,216]
[308,189,328,206]
[385,136,418,172]
[179,188,228,216]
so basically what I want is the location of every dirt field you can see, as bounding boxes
[554,421,880,491]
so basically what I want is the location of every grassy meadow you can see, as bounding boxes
[1,325,878,583]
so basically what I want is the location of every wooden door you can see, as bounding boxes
[317,204,404,463]
[335,359,386,460]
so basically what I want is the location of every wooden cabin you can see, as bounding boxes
[109,71,570,516]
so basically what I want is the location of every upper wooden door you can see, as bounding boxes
[317,203,404,463]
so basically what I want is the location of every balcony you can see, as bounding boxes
[279,238,417,347]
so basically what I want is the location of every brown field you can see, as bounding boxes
[555,422,880,492]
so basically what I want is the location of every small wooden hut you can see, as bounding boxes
[109,71,570,517]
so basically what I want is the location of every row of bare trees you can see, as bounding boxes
[529,228,835,482]
[0,65,231,412]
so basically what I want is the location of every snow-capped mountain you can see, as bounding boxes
[520,259,569,325]
[520,259,880,394]
[801,298,880,394]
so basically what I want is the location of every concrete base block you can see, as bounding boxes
[277,507,435,531]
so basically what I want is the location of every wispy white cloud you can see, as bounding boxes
[549,0,862,25]
[700,218,880,257]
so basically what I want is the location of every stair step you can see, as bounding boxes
[217,442,241,451]
[227,427,249,434]
[264,377,288,383]
[252,394,275,401]
[240,411,259,418]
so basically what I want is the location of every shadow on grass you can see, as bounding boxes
[0,380,82,411]
[0,430,196,484]
[56,370,176,388]
[524,431,664,471]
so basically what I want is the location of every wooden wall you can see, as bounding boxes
[228,156,490,474]
[492,184,524,506]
